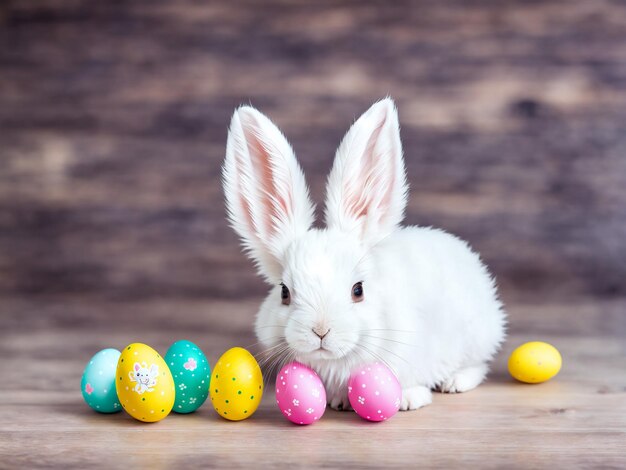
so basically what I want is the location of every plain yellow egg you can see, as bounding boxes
[210,347,263,421]
[116,343,176,422]
[508,341,562,384]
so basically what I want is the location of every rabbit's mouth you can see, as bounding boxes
[139,378,150,385]
[305,342,354,361]
[290,344,343,362]
[284,326,357,361]
[312,347,337,360]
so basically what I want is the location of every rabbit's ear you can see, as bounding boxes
[324,98,408,245]
[223,106,315,282]
[134,363,141,372]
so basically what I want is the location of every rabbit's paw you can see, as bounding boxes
[328,392,353,411]
[400,385,432,411]
[439,363,488,393]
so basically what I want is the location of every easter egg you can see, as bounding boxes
[210,347,263,421]
[276,362,326,425]
[348,363,401,422]
[116,343,175,423]
[508,341,562,384]
[165,340,211,413]
[81,348,122,413]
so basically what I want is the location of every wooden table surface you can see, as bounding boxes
[1,0,625,468]
[1,296,625,468]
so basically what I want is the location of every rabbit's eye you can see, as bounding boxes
[280,283,291,306]
[352,282,364,302]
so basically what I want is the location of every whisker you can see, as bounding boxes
[286,316,310,331]
[359,334,418,348]
[256,343,289,361]
[259,344,291,384]
[244,336,285,350]
[255,342,289,364]
[271,348,296,384]
[353,343,395,373]
[359,339,413,368]
[360,329,419,334]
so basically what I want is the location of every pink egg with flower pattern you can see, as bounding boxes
[275,362,326,425]
[348,362,401,422]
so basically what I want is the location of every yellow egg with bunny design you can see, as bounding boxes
[116,343,175,422]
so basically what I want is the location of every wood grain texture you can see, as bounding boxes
[1,298,626,469]
[0,0,625,301]
[1,0,625,468]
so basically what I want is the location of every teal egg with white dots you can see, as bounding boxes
[81,348,122,413]
[165,340,211,413]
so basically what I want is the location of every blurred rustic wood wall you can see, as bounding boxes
[1,0,625,306]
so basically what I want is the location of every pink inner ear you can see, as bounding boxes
[234,153,255,234]
[134,363,140,371]
[377,141,396,224]
[241,116,291,237]
[347,118,393,222]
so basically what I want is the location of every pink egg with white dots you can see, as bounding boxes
[275,362,326,425]
[348,362,401,422]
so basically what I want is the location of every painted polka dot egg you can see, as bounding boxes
[508,341,562,384]
[81,348,122,413]
[275,362,326,425]
[165,340,211,413]
[348,362,401,422]
[209,347,263,421]
[116,343,176,423]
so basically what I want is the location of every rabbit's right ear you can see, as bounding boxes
[324,98,408,246]
[223,106,315,283]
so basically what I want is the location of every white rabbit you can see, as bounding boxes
[129,362,159,394]
[222,98,506,411]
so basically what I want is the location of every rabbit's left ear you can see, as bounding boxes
[223,106,316,283]
[324,98,408,246]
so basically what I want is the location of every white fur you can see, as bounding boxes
[223,106,315,282]
[223,98,506,411]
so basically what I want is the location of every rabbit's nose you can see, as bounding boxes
[312,326,330,340]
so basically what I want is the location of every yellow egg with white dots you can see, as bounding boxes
[210,347,263,421]
[116,343,175,422]
[508,341,562,384]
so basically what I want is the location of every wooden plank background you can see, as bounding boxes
[1,0,625,302]
[0,0,625,468]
